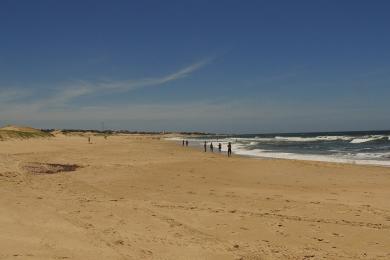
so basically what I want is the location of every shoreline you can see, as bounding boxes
[166,138,390,168]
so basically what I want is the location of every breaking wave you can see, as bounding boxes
[167,131,390,166]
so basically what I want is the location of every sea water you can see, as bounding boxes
[170,130,390,166]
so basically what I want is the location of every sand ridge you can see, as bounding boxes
[0,125,52,141]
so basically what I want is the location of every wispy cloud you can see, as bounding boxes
[52,57,212,105]
[0,57,213,113]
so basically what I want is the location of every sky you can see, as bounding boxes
[1,0,390,133]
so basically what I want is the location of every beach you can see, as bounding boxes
[1,134,390,260]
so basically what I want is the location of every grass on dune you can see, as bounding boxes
[0,130,52,141]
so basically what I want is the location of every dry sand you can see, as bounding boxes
[0,135,389,259]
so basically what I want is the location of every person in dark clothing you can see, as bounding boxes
[182,140,185,146]
[218,143,222,152]
[227,142,232,157]
[185,140,189,146]
[210,142,214,152]
[204,141,207,152]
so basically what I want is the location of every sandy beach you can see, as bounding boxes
[1,134,389,260]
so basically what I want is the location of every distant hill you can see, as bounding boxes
[0,125,52,140]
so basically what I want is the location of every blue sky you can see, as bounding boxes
[1,0,390,133]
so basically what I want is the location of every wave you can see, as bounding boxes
[234,137,275,142]
[231,144,390,167]
[355,152,390,159]
[274,136,353,142]
[231,135,354,142]
[168,135,390,144]
[350,136,390,144]
[237,135,389,144]
[165,137,185,141]
[166,136,390,166]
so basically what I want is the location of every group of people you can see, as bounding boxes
[182,139,232,157]
[204,141,232,157]
[204,141,232,156]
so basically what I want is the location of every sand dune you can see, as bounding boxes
[0,125,43,133]
[0,135,389,259]
[0,125,51,141]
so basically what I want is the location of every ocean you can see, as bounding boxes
[170,130,390,166]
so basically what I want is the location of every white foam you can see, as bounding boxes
[175,135,357,143]
[233,137,271,142]
[166,136,390,167]
[354,152,390,159]
[165,137,185,141]
[350,135,387,144]
[274,136,353,142]
[231,145,390,167]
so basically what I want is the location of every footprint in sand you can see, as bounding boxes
[114,240,125,245]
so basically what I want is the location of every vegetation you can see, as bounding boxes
[44,129,213,136]
[0,127,52,141]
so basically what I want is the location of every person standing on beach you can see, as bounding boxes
[185,140,189,146]
[218,143,222,152]
[210,142,214,152]
[88,136,91,144]
[204,141,207,152]
[227,142,232,157]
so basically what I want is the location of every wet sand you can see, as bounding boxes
[1,135,389,259]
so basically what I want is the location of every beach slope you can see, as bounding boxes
[0,135,389,259]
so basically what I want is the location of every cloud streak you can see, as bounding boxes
[0,57,212,113]
[56,57,213,104]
